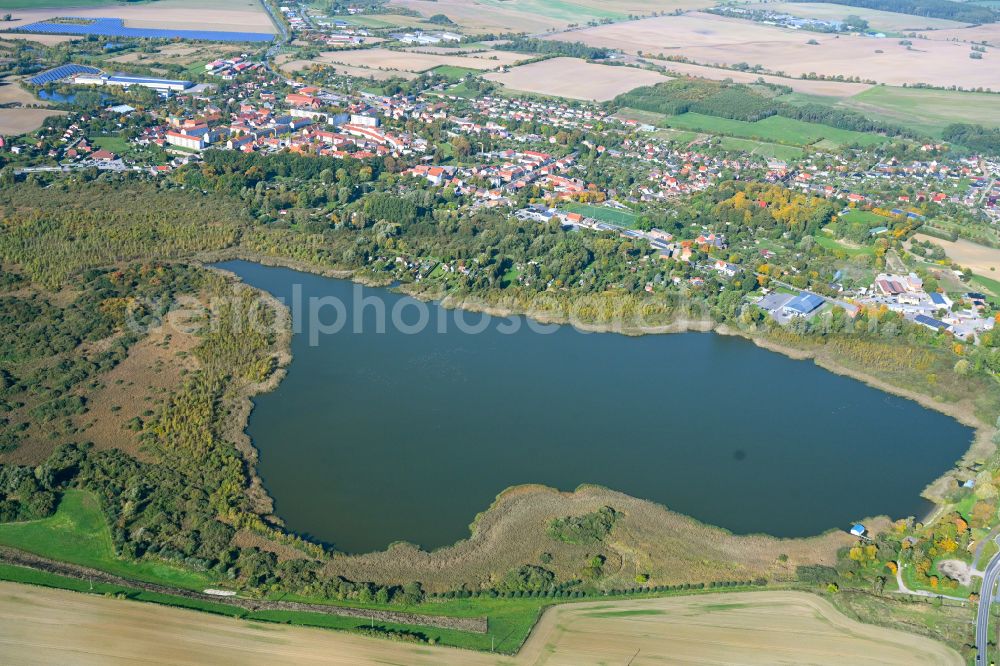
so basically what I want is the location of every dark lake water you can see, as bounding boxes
[216,260,973,554]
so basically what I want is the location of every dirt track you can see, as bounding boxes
[0,583,962,665]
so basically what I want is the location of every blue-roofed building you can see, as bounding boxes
[914,314,950,331]
[782,292,825,318]
[13,17,273,43]
[27,64,100,86]
[850,524,866,537]
[929,292,951,308]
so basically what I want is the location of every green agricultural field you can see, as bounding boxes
[561,202,638,226]
[475,0,625,23]
[344,14,428,29]
[781,86,1000,137]
[0,490,216,591]
[970,274,1000,300]
[662,113,886,148]
[717,137,805,161]
[430,65,480,81]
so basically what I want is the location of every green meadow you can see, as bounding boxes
[0,490,216,591]
[662,113,886,149]
[781,86,1000,137]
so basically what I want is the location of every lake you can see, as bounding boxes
[217,260,973,554]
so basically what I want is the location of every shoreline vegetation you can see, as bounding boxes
[0,180,994,657]
[205,249,994,535]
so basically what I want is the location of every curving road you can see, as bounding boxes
[977,536,1000,665]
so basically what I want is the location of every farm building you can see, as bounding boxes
[782,293,825,318]
[914,314,951,332]
[73,73,192,93]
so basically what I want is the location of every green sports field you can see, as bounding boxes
[717,137,805,161]
[561,202,638,227]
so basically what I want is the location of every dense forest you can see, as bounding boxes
[793,0,999,23]
[496,38,610,60]
[0,177,246,288]
[614,79,913,138]
[942,123,1000,154]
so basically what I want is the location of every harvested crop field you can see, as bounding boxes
[747,2,969,32]
[0,33,78,45]
[910,234,1000,276]
[401,47,529,67]
[106,42,241,67]
[658,60,872,97]
[0,583,961,665]
[0,0,275,34]
[389,0,715,34]
[279,58,418,80]
[280,48,505,75]
[557,12,1000,89]
[0,108,64,135]
[918,23,1000,47]
[0,77,47,106]
[484,57,671,101]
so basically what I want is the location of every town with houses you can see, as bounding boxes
[5,18,999,346]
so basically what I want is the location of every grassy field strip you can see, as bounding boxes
[662,112,886,148]
[815,235,876,257]
[0,490,215,590]
[718,136,804,161]
[0,583,962,664]
[561,201,638,226]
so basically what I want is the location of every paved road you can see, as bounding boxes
[977,536,1000,665]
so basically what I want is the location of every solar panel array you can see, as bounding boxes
[27,64,101,85]
[14,17,274,43]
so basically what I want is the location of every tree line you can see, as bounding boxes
[496,37,610,60]
[941,123,1000,155]
[794,0,999,23]
[614,79,915,138]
